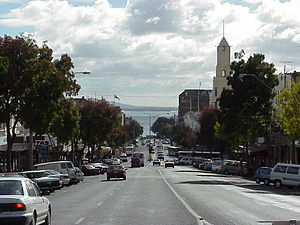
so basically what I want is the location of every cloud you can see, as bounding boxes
[1,0,300,106]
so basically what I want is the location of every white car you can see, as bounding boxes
[0,177,51,225]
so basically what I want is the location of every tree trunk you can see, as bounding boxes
[6,117,12,172]
[26,129,34,170]
[291,140,295,164]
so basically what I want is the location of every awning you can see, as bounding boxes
[248,146,267,153]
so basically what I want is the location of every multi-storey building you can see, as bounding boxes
[178,89,211,121]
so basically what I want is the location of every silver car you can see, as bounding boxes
[0,177,51,225]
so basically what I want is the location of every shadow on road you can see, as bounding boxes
[174,170,202,173]
[196,174,229,178]
[101,179,125,182]
[177,179,300,196]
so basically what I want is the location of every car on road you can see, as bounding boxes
[103,159,113,165]
[132,153,144,167]
[131,157,141,168]
[107,165,126,181]
[81,164,100,176]
[153,160,161,166]
[92,163,108,174]
[120,154,128,162]
[33,160,77,184]
[44,170,71,187]
[19,170,61,192]
[179,157,192,165]
[74,167,84,182]
[164,160,175,168]
[0,177,51,225]
[211,160,222,173]
[269,163,300,188]
[254,167,272,185]
[157,155,164,160]
[111,158,121,164]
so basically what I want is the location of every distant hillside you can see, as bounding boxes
[110,102,177,111]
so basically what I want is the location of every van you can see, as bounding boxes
[33,161,76,183]
[269,163,300,188]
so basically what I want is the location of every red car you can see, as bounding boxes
[107,165,126,181]
[81,164,100,176]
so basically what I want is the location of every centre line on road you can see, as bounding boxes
[97,201,103,206]
[158,169,211,225]
[74,217,85,224]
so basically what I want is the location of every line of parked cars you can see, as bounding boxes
[255,163,300,189]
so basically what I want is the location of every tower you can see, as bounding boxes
[210,36,231,108]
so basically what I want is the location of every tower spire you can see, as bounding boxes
[222,19,225,37]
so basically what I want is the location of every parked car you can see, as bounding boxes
[33,160,77,184]
[74,167,84,182]
[204,162,213,171]
[192,158,205,168]
[157,155,164,160]
[211,160,223,173]
[0,173,24,178]
[131,158,141,168]
[81,165,100,176]
[103,159,113,165]
[111,158,121,164]
[179,157,192,165]
[165,160,175,168]
[92,163,108,174]
[221,160,248,176]
[120,154,128,162]
[0,177,51,225]
[107,165,126,181]
[199,159,211,170]
[254,167,272,185]
[43,170,70,187]
[153,160,161,166]
[269,163,300,188]
[19,170,61,192]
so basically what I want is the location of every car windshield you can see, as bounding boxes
[109,166,123,170]
[22,172,47,179]
[0,180,24,195]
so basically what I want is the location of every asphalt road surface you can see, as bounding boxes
[47,145,300,225]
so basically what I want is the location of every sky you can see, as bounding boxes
[0,0,299,107]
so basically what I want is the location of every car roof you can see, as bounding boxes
[0,177,30,181]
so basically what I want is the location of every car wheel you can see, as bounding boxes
[42,209,51,225]
[30,214,37,225]
[255,178,260,184]
[107,177,110,181]
[275,180,281,189]
[124,176,126,180]
[263,179,269,185]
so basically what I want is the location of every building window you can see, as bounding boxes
[222,70,226,77]
[215,87,217,96]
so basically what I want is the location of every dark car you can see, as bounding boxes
[131,158,141,168]
[165,160,175,168]
[19,170,61,192]
[81,165,100,176]
[153,160,161,166]
[255,167,272,185]
[92,163,108,174]
[107,165,126,181]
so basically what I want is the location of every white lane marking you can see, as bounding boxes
[74,217,85,224]
[97,201,103,206]
[158,169,211,225]
[110,193,114,196]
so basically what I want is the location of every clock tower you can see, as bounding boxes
[210,36,231,108]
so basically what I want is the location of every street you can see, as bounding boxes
[47,146,300,225]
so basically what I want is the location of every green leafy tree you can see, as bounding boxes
[125,117,143,140]
[172,124,197,149]
[0,35,80,171]
[275,81,300,162]
[151,117,175,138]
[79,100,120,162]
[107,126,128,149]
[218,53,278,153]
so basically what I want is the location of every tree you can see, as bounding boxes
[198,108,222,152]
[275,81,300,163]
[107,126,128,150]
[0,35,80,171]
[151,117,175,138]
[172,124,197,149]
[125,117,143,140]
[218,53,278,153]
[79,100,120,162]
